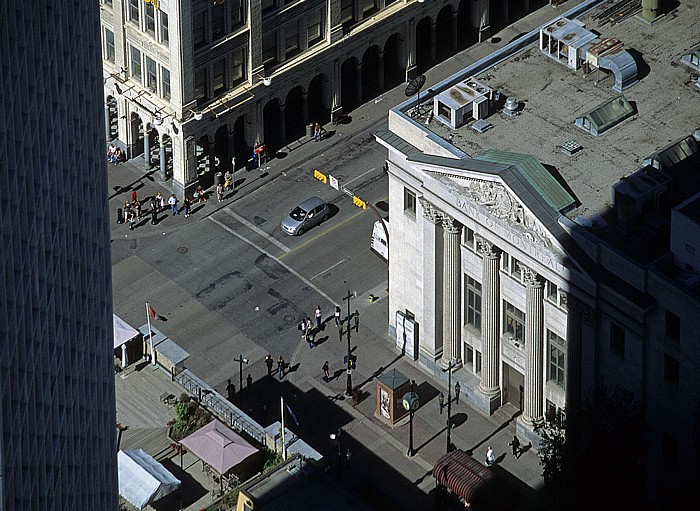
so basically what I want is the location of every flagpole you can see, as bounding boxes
[146,302,155,366]
[280,396,287,461]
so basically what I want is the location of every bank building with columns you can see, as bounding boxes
[376,0,700,502]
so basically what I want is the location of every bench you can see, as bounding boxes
[160,392,175,406]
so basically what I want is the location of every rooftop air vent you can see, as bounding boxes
[503,97,518,117]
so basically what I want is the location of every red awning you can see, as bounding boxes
[432,449,495,505]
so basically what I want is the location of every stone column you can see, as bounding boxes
[521,265,544,426]
[104,105,111,142]
[228,131,235,171]
[440,215,462,368]
[208,139,216,174]
[302,90,309,127]
[279,103,286,146]
[378,49,385,91]
[478,238,501,397]
[159,143,166,180]
[355,62,362,103]
[430,21,437,63]
[418,197,443,362]
[405,17,417,81]
[564,294,583,442]
[143,125,150,170]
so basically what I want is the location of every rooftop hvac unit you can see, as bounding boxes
[503,97,518,117]
[433,77,492,129]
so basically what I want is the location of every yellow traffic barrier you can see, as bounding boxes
[313,169,327,184]
[352,196,366,210]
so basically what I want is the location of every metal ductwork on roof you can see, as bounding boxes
[599,50,639,93]
[641,0,661,22]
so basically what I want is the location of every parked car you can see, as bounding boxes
[280,196,330,235]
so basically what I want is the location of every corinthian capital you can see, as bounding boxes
[519,263,542,287]
[476,237,499,258]
[442,215,461,235]
[418,197,442,224]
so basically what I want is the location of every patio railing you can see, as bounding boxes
[175,369,266,445]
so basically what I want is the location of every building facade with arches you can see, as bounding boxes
[100,0,543,196]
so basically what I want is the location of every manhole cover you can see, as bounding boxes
[177,247,188,254]
[283,315,296,324]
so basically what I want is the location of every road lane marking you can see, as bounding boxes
[279,208,366,260]
[221,208,290,253]
[310,259,347,280]
[209,217,336,306]
[344,167,376,186]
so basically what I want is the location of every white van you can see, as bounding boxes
[371,218,389,262]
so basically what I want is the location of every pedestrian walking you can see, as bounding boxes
[183,197,192,217]
[155,192,164,211]
[314,305,322,329]
[322,361,330,381]
[305,317,313,346]
[127,210,136,230]
[313,122,321,142]
[123,202,131,224]
[277,356,285,379]
[195,186,206,203]
[150,196,157,214]
[509,435,521,458]
[299,319,307,343]
[226,379,236,402]
[224,170,233,191]
[216,183,224,202]
[334,306,341,328]
[133,199,142,219]
[246,373,252,391]
[168,194,179,215]
[485,446,495,466]
[131,190,137,203]
[265,355,273,376]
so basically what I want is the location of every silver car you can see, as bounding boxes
[280,196,330,235]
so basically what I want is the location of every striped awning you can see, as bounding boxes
[432,450,495,504]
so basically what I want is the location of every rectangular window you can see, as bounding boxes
[547,281,558,302]
[145,56,157,92]
[212,4,225,41]
[231,0,244,29]
[466,344,474,365]
[129,0,140,24]
[307,8,323,46]
[130,46,142,80]
[262,0,276,14]
[160,11,169,44]
[463,227,475,248]
[161,67,171,99]
[465,275,482,331]
[145,3,156,36]
[231,48,246,86]
[664,354,679,386]
[194,68,207,102]
[547,330,566,388]
[610,323,625,358]
[475,350,482,374]
[404,188,416,215]
[341,0,355,25]
[105,29,115,62]
[193,11,206,50]
[262,32,277,65]
[511,257,521,278]
[665,310,680,340]
[104,0,113,6]
[504,301,525,342]
[285,21,300,59]
[362,0,378,16]
[212,59,226,97]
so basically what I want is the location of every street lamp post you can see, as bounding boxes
[330,428,343,478]
[234,355,249,404]
[443,358,458,453]
[342,289,356,397]
[402,391,420,457]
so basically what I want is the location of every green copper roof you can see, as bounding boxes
[475,149,576,213]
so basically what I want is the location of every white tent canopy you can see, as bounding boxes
[118,449,181,509]
[113,314,139,349]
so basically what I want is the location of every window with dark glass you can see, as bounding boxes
[610,323,625,358]
[145,3,156,36]
[307,9,323,47]
[130,46,142,80]
[665,310,680,340]
[105,29,115,62]
[547,330,566,388]
[664,354,679,386]
[285,21,300,59]
[212,60,226,97]
[129,0,140,24]
[231,48,245,86]
[231,0,244,29]
[194,68,207,102]
[161,67,171,99]
[547,281,558,303]
[404,188,416,215]
[193,11,206,50]
[212,3,225,41]
[160,11,169,44]
[262,32,277,65]
[465,276,481,331]
[362,0,378,16]
[504,301,525,342]
[262,0,275,14]
[341,0,355,25]
[145,57,157,91]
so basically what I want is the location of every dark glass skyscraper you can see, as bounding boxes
[0,1,117,509]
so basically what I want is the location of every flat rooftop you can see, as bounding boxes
[413,3,700,221]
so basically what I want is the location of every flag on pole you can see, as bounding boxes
[285,403,300,426]
[148,305,157,319]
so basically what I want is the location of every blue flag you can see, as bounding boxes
[285,404,300,426]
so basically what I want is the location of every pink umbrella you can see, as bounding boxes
[180,419,258,475]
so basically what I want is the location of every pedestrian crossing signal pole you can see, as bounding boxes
[342,289,356,397]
